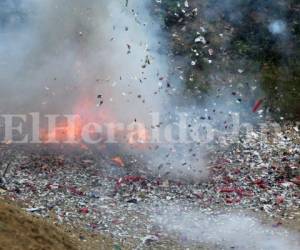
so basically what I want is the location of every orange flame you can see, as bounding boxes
[111,156,125,167]
[40,94,151,147]
[40,118,82,143]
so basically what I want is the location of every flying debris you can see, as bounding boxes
[252,98,264,113]
[126,44,131,54]
[97,94,104,107]
[142,55,151,68]
[1,0,300,249]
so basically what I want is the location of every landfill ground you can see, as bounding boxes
[1,0,300,249]
[0,122,299,249]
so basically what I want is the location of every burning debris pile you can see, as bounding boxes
[0,0,299,249]
[0,123,299,249]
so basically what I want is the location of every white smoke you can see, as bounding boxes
[0,0,169,120]
[269,20,287,35]
[153,206,300,250]
[0,0,208,181]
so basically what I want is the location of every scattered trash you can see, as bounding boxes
[276,195,285,204]
[0,121,298,247]
[142,235,159,245]
[79,207,89,214]
[291,176,300,186]
[26,207,45,213]
[194,35,206,44]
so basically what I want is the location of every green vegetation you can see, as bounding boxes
[159,0,300,120]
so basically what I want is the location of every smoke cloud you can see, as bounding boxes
[153,206,300,250]
[0,0,208,181]
[0,0,169,119]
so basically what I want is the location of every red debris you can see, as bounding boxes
[156,178,162,186]
[219,187,254,199]
[234,188,253,197]
[123,176,145,182]
[216,158,231,164]
[219,187,235,193]
[253,179,268,189]
[115,175,146,189]
[276,195,285,204]
[291,176,300,186]
[225,198,234,204]
[238,190,254,197]
[79,207,89,214]
[46,183,59,190]
[225,197,241,204]
[252,98,264,112]
[68,187,84,196]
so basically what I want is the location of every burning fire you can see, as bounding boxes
[111,156,125,167]
[40,97,107,143]
[40,120,80,142]
[39,96,151,146]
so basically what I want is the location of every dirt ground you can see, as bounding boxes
[0,199,79,250]
[0,199,121,250]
